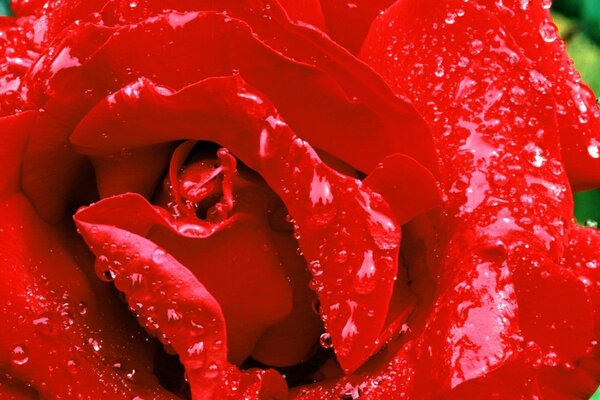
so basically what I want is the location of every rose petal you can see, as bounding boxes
[475,0,600,192]
[71,75,404,373]
[15,3,435,222]
[0,194,174,399]
[251,198,324,367]
[92,144,175,199]
[360,0,592,395]
[25,7,436,173]
[0,372,37,399]
[276,0,326,30]
[75,193,288,399]
[363,153,441,226]
[0,111,33,198]
[319,0,395,54]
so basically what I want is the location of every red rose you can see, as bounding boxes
[0,0,599,399]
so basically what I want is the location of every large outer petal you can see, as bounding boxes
[358,0,593,397]
[319,0,395,54]
[470,0,600,191]
[13,3,435,221]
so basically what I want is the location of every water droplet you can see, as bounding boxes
[308,260,323,277]
[66,359,79,374]
[191,320,205,334]
[206,363,219,378]
[469,39,483,55]
[11,345,29,365]
[130,273,143,286]
[87,338,102,352]
[103,269,116,281]
[126,368,136,381]
[336,250,349,263]
[509,86,527,105]
[587,139,599,159]
[95,255,116,281]
[152,248,166,264]
[309,279,324,292]
[187,341,205,357]
[529,70,551,93]
[353,250,377,295]
[77,301,88,316]
[319,332,333,349]
[33,312,61,336]
[541,0,552,9]
[539,22,558,43]
[167,308,181,321]
[542,351,559,367]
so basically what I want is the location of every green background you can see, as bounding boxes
[0,0,599,396]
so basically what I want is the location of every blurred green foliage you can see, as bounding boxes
[0,0,10,16]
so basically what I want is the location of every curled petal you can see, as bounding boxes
[364,153,441,225]
[71,75,405,373]
[0,194,174,399]
[75,193,288,399]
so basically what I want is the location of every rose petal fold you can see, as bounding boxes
[71,74,406,373]
[75,193,288,399]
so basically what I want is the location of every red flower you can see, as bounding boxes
[0,0,598,399]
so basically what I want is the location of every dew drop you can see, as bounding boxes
[308,260,323,277]
[353,250,378,295]
[77,301,88,316]
[587,139,599,159]
[539,22,558,43]
[87,338,102,352]
[130,273,143,286]
[509,86,527,105]
[319,332,333,349]
[167,308,182,322]
[206,363,220,378]
[126,368,136,381]
[542,351,559,367]
[11,345,29,365]
[103,269,116,281]
[187,341,205,357]
[33,312,61,336]
[528,70,551,93]
[152,248,166,264]
[469,39,484,55]
[66,359,79,375]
